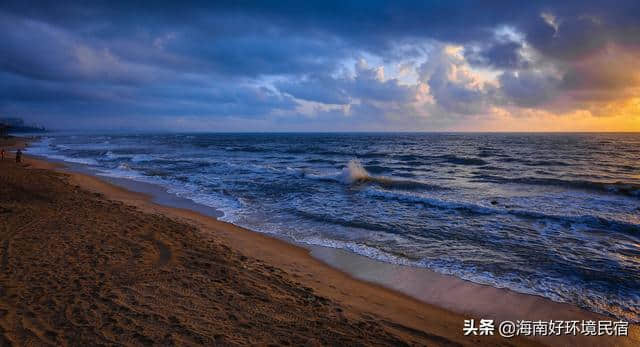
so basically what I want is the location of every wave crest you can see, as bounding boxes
[340,159,371,184]
[311,160,444,191]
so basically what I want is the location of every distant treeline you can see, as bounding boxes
[0,118,46,135]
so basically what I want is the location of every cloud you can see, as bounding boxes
[498,70,561,108]
[419,45,498,115]
[561,45,640,93]
[0,14,159,85]
[466,41,529,70]
[1,1,639,130]
[278,60,415,106]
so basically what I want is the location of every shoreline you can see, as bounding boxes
[4,136,639,345]
[38,157,635,325]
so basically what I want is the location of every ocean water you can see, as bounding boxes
[28,133,640,321]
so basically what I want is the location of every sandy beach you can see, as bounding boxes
[0,136,638,346]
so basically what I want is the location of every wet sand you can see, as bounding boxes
[1,136,638,346]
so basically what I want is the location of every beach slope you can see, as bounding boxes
[0,137,540,346]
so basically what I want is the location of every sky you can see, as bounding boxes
[1,1,639,132]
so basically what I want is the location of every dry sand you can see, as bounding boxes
[0,136,638,346]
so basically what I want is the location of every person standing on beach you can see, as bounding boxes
[15,149,22,163]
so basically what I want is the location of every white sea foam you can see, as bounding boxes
[94,164,245,223]
[117,162,131,170]
[48,155,99,165]
[22,134,640,322]
[28,139,100,165]
[293,236,568,303]
[306,159,443,192]
[25,137,54,155]
[340,159,371,183]
[304,159,371,184]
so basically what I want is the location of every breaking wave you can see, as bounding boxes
[26,133,640,322]
[307,160,446,191]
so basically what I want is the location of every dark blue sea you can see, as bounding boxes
[29,133,640,321]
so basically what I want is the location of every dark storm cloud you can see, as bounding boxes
[277,75,351,105]
[466,41,529,70]
[6,1,633,54]
[523,14,610,61]
[0,15,158,85]
[1,0,639,129]
[167,33,350,77]
[278,61,415,106]
[498,71,561,108]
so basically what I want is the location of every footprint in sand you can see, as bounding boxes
[109,229,173,285]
